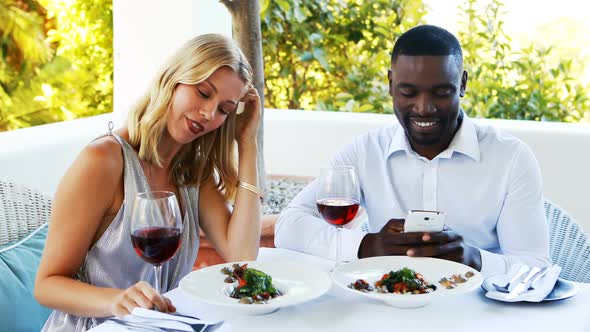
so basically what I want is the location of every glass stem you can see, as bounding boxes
[153,264,162,294]
[335,226,342,270]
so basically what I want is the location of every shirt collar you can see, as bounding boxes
[387,123,412,157]
[386,111,480,161]
[443,113,480,161]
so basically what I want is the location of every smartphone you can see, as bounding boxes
[404,210,446,233]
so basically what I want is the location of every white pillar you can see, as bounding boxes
[112,0,232,124]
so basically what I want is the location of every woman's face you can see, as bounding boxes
[167,66,245,145]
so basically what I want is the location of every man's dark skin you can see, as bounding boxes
[358,55,482,271]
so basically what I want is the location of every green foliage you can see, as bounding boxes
[3,0,587,129]
[0,0,112,131]
[261,0,426,113]
[0,0,52,65]
[261,0,589,122]
[458,0,590,122]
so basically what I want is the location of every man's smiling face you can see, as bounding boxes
[388,55,467,156]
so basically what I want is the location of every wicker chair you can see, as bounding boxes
[0,180,52,246]
[545,199,590,283]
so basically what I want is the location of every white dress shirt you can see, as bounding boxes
[274,114,551,276]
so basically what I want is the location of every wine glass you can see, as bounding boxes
[316,166,360,270]
[130,191,183,295]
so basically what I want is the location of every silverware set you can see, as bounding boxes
[492,266,550,299]
[106,312,222,332]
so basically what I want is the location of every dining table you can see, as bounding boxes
[90,247,590,332]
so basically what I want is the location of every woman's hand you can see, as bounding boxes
[110,281,176,317]
[235,85,261,148]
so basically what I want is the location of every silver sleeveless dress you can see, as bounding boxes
[42,133,200,331]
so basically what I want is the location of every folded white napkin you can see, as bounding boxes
[120,307,217,331]
[482,263,562,302]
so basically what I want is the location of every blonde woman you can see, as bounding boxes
[35,34,262,331]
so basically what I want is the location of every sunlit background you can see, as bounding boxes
[1,0,589,132]
[425,0,590,83]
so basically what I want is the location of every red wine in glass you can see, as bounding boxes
[316,198,360,226]
[316,166,360,270]
[131,227,182,265]
[130,191,183,295]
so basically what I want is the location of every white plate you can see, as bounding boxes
[179,260,332,315]
[332,256,483,308]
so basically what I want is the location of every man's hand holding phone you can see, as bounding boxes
[358,212,482,271]
[404,210,446,233]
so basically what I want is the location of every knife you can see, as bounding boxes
[505,266,542,299]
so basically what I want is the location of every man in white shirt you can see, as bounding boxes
[274,25,551,276]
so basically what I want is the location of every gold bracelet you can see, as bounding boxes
[236,180,265,199]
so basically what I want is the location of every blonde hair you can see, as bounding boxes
[127,34,253,199]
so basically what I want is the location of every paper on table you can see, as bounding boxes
[483,264,561,302]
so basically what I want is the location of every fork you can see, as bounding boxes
[492,265,530,293]
[526,266,551,291]
[505,266,543,299]
[134,316,213,332]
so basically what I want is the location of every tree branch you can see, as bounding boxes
[219,0,234,12]
[220,0,267,194]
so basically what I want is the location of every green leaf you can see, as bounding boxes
[299,51,314,62]
[312,47,329,69]
[308,33,322,43]
[274,0,291,14]
[293,3,306,23]
[260,0,271,17]
[356,104,374,112]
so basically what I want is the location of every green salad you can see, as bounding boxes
[222,263,282,304]
[350,267,437,295]
[375,267,436,294]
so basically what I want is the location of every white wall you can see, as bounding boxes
[0,114,112,197]
[112,0,231,124]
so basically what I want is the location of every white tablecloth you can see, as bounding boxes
[91,248,590,332]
